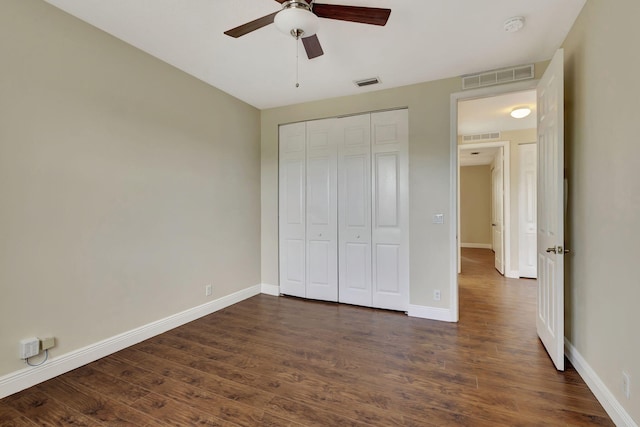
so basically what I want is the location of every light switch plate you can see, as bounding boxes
[433,214,444,224]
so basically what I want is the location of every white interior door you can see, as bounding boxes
[278,122,306,298]
[338,114,373,307]
[491,149,505,275]
[537,49,565,371]
[519,143,537,278]
[306,119,338,302]
[371,110,409,311]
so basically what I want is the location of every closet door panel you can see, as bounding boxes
[279,123,307,298]
[375,153,400,228]
[306,119,338,302]
[371,110,409,311]
[338,114,372,306]
[375,244,400,293]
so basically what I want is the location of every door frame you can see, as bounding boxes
[457,142,511,276]
[449,80,538,322]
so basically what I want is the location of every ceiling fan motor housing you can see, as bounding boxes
[275,0,318,39]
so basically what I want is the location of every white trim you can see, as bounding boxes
[565,338,638,427]
[506,270,519,279]
[260,283,280,296]
[450,79,539,324]
[0,284,261,399]
[407,305,456,322]
[461,242,492,249]
[450,97,460,321]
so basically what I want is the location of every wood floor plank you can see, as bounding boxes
[2,389,99,426]
[0,401,39,426]
[0,248,613,426]
[37,377,155,425]
[130,392,237,426]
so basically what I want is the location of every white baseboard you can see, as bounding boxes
[260,283,280,296]
[461,242,492,249]
[506,269,520,279]
[0,284,262,399]
[408,304,456,322]
[565,338,637,427]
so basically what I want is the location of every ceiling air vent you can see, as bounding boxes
[462,64,534,90]
[462,132,501,142]
[355,77,380,87]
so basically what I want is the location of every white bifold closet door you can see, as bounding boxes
[370,110,409,311]
[337,114,372,306]
[305,119,338,302]
[279,109,408,311]
[278,122,307,298]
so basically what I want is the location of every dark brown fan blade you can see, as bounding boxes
[302,34,324,59]
[224,11,279,38]
[312,3,391,26]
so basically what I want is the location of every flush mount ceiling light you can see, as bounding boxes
[510,107,532,119]
[274,1,319,39]
[504,16,525,33]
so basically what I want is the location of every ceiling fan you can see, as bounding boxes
[224,0,391,60]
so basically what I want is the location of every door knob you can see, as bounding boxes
[356,235,360,239]
[546,246,570,254]
[492,223,497,226]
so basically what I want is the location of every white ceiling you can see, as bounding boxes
[459,146,499,167]
[458,89,537,135]
[42,0,585,109]
[458,90,536,166]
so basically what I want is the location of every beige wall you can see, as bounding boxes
[0,0,261,377]
[261,67,548,309]
[563,0,640,421]
[460,166,491,245]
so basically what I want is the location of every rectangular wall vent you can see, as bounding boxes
[355,77,380,87]
[462,132,501,142]
[462,64,534,90]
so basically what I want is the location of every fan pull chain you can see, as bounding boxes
[295,37,300,88]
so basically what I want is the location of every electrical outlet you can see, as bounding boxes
[623,371,631,399]
[19,337,40,359]
[434,290,441,301]
[205,284,213,296]
[41,337,55,351]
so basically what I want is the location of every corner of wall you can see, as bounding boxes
[260,283,280,296]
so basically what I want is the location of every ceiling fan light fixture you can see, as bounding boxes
[274,1,319,39]
[510,107,531,119]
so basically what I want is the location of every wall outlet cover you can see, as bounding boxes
[20,337,40,359]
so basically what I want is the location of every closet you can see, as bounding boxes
[278,109,409,311]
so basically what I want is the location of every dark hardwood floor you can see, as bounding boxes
[1,248,612,426]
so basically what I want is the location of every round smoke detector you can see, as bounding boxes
[504,16,525,33]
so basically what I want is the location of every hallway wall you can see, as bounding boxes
[460,165,492,247]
